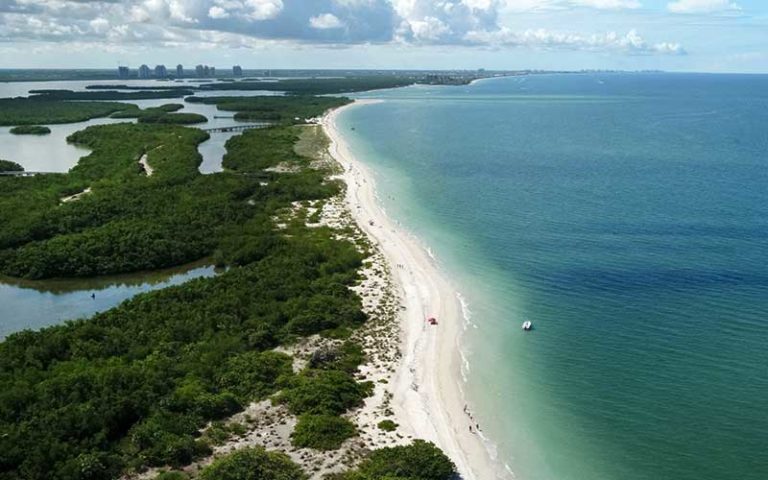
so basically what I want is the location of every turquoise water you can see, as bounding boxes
[339,73,768,480]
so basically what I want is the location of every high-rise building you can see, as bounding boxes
[155,65,167,78]
[138,64,151,79]
[176,64,184,78]
[118,66,130,79]
[233,65,242,77]
[195,64,216,77]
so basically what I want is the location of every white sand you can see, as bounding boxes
[139,153,154,176]
[60,187,92,203]
[323,101,510,480]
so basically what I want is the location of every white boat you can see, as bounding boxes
[522,320,532,331]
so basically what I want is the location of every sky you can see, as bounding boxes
[0,0,765,72]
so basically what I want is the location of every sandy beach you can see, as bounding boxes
[323,100,509,480]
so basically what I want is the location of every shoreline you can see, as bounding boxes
[322,100,509,480]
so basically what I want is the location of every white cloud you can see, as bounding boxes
[667,0,740,14]
[499,0,641,10]
[89,17,110,34]
[245,0,283,20]
[465,27,685,54]
[572,0,641,9]
[462,0,496,10]
[208,6,230,18]
[409,16,452,40]
[309,12,344,29]
[0,0,685,60]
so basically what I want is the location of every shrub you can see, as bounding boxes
[291,414,357,450]
[357,440,456,480]
[217,350,293,401]
[277,370,372,416]
[156,471,189,480]
[309,342,365,374]
[377,419,398,432]
[199,447,306,480]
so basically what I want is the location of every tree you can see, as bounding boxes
[291,414,357,450]
[356,441,456,480]
[199,447,306,480]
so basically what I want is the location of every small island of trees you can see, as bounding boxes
[9,125,51,135]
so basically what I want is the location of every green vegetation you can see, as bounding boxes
[198,77,415,95]
[0,123,219,278]
[223,126,305,172]
[277,369,371,416]
[0,110,373,478]
[0,160,24,172]
[0,90,458,480]
[111,103,183,118]
[109,104,206,124]
[291,414,357,450]
[9,125,51,135]
[332,441,456,480]
[202,420,249,446]
[309,342,366,374]
[194,441,455,480]
[86,85,195,91]
[29,89,193,100]
[140,112,207,125]
[0,69,123,82]
[155,471,190,480]
[377,419,398,432]
[186,95,350,124]
[199,448,306,480]
[0,98,134,126]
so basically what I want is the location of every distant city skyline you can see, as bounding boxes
[115,63,251,78]
[0,0,766,73]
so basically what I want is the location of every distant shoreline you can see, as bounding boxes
[322,100,510,479]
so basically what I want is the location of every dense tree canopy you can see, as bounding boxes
[0,98,134,126]
[28,89,193,101]
[9,125,50,135]
[186,95,350,124]
[0,160,24,172]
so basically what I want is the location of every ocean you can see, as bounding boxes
[337,73,768,480]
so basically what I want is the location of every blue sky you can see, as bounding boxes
[0,0,765,72]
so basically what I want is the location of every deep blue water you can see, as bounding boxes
[340,73,768,480]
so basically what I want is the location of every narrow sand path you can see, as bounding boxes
[139,153,154,176]
[60,187,92,203]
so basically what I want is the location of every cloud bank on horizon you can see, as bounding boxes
[0,0,765,72]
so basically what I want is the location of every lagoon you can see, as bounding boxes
[0,261,216,339]
[0,79,261,337]
[0,80,274,174]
